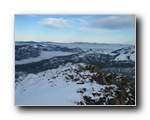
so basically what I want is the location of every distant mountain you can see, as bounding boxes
[16,47,135,77]
[15,42,83,60]
[70,42,131,46]
[15,45,40,60]
[112,46,135,61]
[16,41,133,51]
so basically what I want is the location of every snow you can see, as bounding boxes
[15,63,86,105]
[15,51,75,65]
[126,88,130,93]
[78,49,114,58]
[114,54,129,61]
[15,63,118,105]
[15,71,82,105]
[130,54,135,61]
[113,46,135,61]
[114,53,135,61]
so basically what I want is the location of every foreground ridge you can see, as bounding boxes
[15,63,135,105]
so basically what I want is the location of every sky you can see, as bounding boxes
[15,15,135,45]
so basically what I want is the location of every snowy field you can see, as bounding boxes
[15,63,117,105]
[16,63,102,105]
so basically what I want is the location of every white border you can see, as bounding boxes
[0,0,149,120]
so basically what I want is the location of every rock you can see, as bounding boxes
[102,75,109,85]
[76,81,85,84]
[114,98,121,105]
[78,101,85,105]
[74,77,80,81]
[118,91,125,104]
[92,66,100,73]
[98,98,104,105]
[105,74,116,84]
[85,65,100,73]
[77,88,86,93]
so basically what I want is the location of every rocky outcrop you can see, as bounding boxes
[76,64,135,105]
[85,65,109,85]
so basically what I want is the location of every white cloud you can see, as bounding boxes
[40,18,70,28]
[92,15,135,29]
[79,27,112,33]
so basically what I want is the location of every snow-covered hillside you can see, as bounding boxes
[15,63,135,105]
[112,46,135,61]
[15,63,104,105]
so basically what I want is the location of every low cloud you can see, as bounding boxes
[92,15,135,29]
[40,18,70,28]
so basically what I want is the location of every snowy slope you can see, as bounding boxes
[78,49,115,58]
[113,46,135,61]
[15,63,118,105]
[114,54,129,61]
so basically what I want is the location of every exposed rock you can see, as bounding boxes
[85,65,100,73]
[76,64,135,105]
[102,75,109,85]
[114,98,121,105]
[77,88,86,93]
[76,81,85,84]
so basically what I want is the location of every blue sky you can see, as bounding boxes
[15,15,135,44]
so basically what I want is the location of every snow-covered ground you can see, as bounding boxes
[15,63,117,105]
[15,51,75,65]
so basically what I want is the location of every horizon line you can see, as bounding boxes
[15,40,134,45]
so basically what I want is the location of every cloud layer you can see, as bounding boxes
[79,27,110,33]
[40,18,70,28]
[92,15,135,29]
[39,15,135,34]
